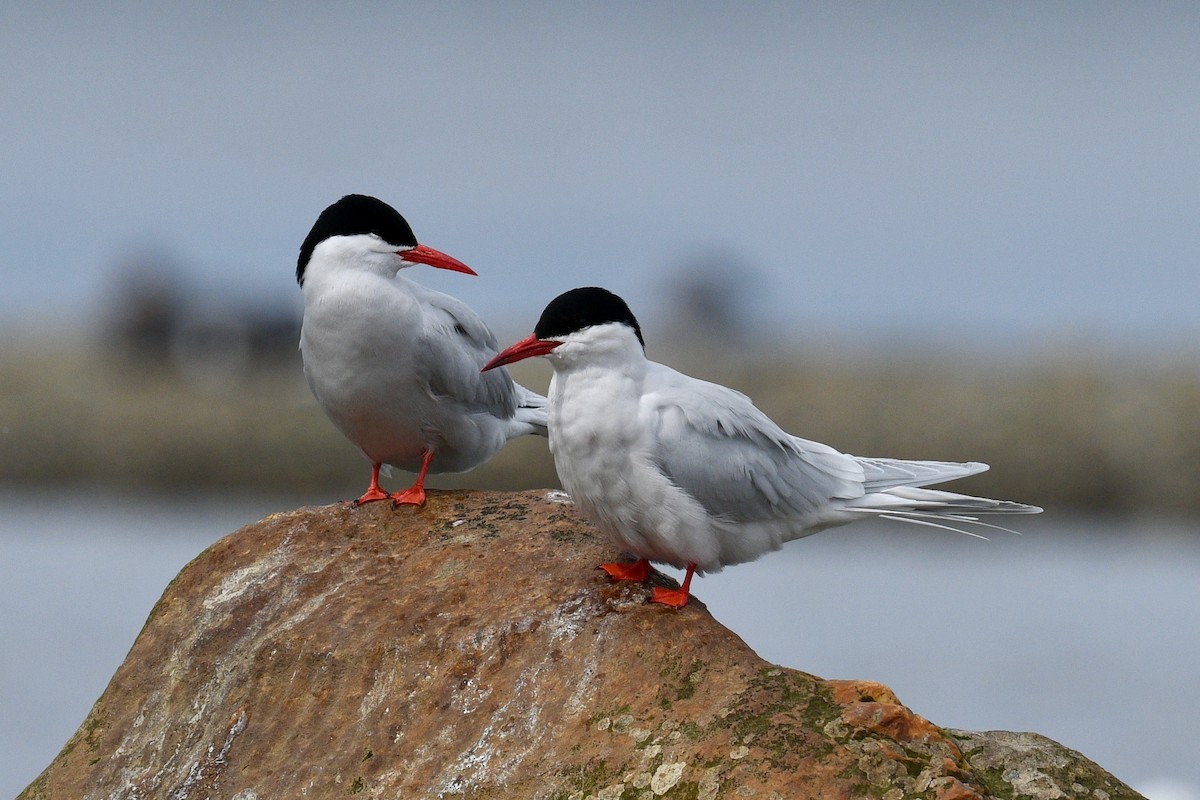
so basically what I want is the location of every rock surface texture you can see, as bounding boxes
[22,490,1140,800]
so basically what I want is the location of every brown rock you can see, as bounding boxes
[828,679,950,747]
[20,490,1143,799]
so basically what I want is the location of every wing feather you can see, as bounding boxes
[416,291,518,418]
[856,457,988,492]
[640,366,864,523]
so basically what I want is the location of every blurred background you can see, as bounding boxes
[1,2,1198,797]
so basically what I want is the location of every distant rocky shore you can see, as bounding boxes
[3,337,1198,515]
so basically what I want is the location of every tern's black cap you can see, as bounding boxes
[534,287,645,348]
[297,194,418,284]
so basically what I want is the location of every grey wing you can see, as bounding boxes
[418,293,519,418]
[641,370,866,523]
[855,457,989,492]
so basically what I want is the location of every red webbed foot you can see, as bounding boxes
[649,586,691,608]
[351,464,391,506]
[598,558,651,582]
[351,488,391,506]
[390,450,434,508]
[390,484,427,507]
[648,563,697,609]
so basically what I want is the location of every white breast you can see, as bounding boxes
[547,364,724,572]
[300,271,511,474]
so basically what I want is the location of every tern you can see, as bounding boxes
[297,194,547,507]
[484,286,1040,607]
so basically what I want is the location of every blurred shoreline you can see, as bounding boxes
[1,332,1197,518]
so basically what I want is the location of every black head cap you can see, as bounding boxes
[296,194,418,284]
[534,287,645,348]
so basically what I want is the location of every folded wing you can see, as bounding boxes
[640,367,866,524]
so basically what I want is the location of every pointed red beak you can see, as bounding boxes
[401,243,477,275]
[482,334,561,372]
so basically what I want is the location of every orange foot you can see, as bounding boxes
[390,450,434,507]
[351,488,391,506]
[650,586,691,608]
[648,562,697,609]
[598,559,651,582]
[352,464,391,506]
[390,484,427,507]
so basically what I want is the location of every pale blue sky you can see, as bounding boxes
[3,2,1198,350]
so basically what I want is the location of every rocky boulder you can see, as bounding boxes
[21,490,1141,799]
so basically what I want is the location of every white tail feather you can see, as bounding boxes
[845,505,1030,538]
[876,512,991,540]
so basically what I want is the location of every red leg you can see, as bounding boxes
[391,450,434,507]
[352,463,391,506]
[598,558,651,582]
[650,563,696,608]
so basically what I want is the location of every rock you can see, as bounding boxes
[20,490,1142,800]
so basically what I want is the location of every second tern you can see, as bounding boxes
[485,286,1040,607]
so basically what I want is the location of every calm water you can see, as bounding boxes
[1,490,1197,799]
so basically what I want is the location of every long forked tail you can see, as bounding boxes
[845,459,1042,538]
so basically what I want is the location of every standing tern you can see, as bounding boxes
[484,286,1040,608]
[297,194,547,507]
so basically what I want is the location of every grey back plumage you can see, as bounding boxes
[641,365,865,524]
[411,281,523,418]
